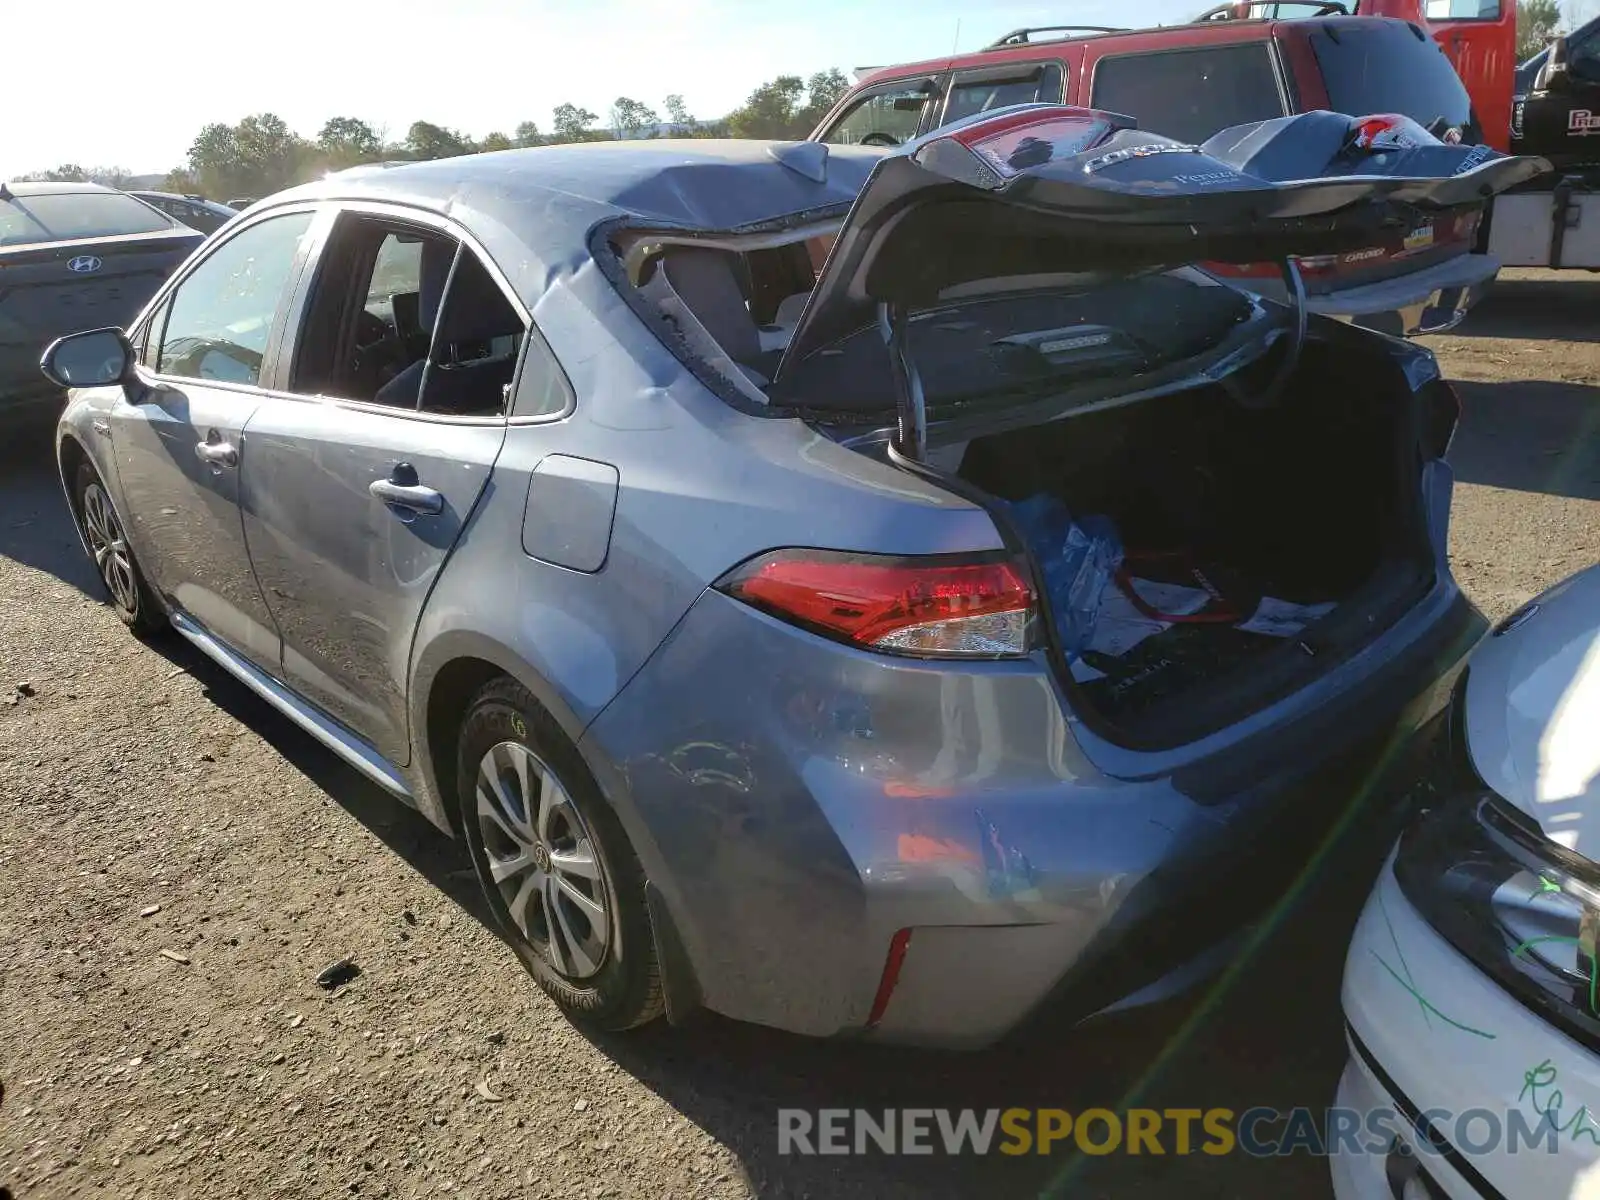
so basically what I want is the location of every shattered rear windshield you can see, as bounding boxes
[0,192,175,247]
[769,273,1258,414]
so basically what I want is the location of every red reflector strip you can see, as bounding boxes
[866,928,914,1028]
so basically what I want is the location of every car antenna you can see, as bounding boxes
[767,141,829,184]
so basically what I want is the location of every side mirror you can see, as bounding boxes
[39,327,134,389]
[1536,37,1571,92]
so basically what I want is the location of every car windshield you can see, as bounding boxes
[0,191,175,247]
[1310,22,1474,133]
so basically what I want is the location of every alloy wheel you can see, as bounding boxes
[475,740,612,980]
[82,482,137,614]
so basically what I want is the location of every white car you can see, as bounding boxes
[1335,563,1600,1199]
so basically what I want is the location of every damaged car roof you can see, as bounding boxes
[273,140,882,305]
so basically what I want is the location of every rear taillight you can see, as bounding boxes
[716,549,1035,659]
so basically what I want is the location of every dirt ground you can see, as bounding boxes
[1,270,1597,1200]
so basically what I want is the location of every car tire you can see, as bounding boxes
[456,676,663,1032]
[74,461,165,638]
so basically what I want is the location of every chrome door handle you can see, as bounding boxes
[195,439,238,468]
[370,477,443,515]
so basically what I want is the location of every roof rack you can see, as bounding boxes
[985,25,1125,48]
[1191,0,1348,20]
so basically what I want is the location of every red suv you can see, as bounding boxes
[810,10,1502,337]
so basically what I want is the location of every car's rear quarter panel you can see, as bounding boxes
[405,263,1001,830]
[408,271,1485,1044]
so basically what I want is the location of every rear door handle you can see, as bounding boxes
[370,462,443,516]
[195,435,238,468]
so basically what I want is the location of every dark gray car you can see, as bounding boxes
[0,181,201,426]
[127,191,238,235]
[40,110,1543,1047]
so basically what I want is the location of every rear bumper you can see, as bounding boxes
[1242,252,1501,338]
[580,578,1484,1048]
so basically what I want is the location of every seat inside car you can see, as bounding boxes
[375,240,524,415]
[658,246,816,385]
[659,248,766,374]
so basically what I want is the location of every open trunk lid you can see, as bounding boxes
[774,105,1547,382]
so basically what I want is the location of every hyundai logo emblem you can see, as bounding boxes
[67,255,103,274]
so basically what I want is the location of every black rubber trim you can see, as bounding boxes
[645,881,703,1026]
[1346,1020,1504,1200]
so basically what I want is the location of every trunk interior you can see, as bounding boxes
[619,235,1442,749]
[950,335,1436,747]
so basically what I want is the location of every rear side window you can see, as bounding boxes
[1310,23,1473,132]
[0,191,175,247]
[943,63,1065,126]
[1091,44,1285,144]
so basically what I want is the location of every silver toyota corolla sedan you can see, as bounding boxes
[41,107,1544,1047]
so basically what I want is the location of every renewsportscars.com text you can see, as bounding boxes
[777,1106,1561,1157]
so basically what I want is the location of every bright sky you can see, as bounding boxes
[3,0,1202,179]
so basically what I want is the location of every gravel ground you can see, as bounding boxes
[2,270,1597,1200]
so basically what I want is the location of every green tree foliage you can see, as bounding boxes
[25,164,86,182]
[726,69,849,139]
[727,75,806,139]
[188,114,308,200]
[126,65,857,192]
[1518,0,1562,61]
[16,164,135,185]
[163,168,201,194]
[405,121,475,160]
[317,116,382,169]
[551,103,603,143]
[663,94,694,130]
[611,97,660,139]
[801,69,849,124]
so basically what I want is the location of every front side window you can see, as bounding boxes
[943,63,1065,127]
[155,211,314,387]
[819,81,936,147]
[1091,45,1285,145]
[289,213,526,417]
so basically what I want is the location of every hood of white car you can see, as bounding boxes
[1464,563,1600,855]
